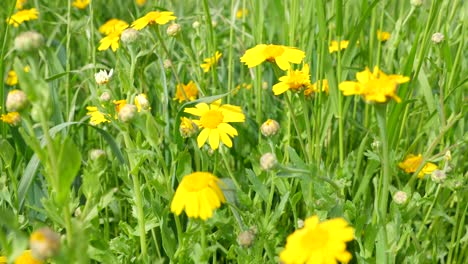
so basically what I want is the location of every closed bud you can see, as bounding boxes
[99,91,111,102]
[410,0,423,7]
[14,31,44,51]
[431,32,444,44]
[163,59,173,69]
[6,89,28,112]
[262,81,269,90]
[192,21,200,29]
[89,149,106,161]
[134,94,150,112]
[431,169,446,183]
[260,153,277,171]
[297,219,304,229]
[120,28,139,44]
[393,191,408,205]
[238,230,255,248]
[260,119,280,137]
[118,104,137,122]
[29,227,61,260]
[167,23,181,37]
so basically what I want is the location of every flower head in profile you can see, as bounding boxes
[72,0,89,9]
[171,172,226,220]
[86,106,110,125]
[99,19,129,35]
[329,40,349,53]
[280,215,354,264]
[377,30,391,42]
[95,69,113,84]
[272,64,311,95]
[174,81,199,102]
[6,70,18,86]
[134,94,150,112]
[131,11,176,30]
[200,51,222,73]
[184,100,245,150]
[399,154,438,178]
[6,8,39,27]
[339,66,409,103]
[305,79,329,97]
[12,250,43,264]
[240,44,305,70]
[1,112,21,126]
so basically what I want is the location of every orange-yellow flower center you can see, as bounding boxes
[302,226,328,251]
[264,45,284,61]
[200,110,224,129]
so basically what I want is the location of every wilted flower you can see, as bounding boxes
[260,119,280,137]
[240,44,305,70]
[200,51,222,73]
[431,170,446,183]
[431,32,444,44]
[260,153,277,171]
[179,117,198,138]
[29,227,60,260]
[167,23,181,36]
[14,31,44,51]
[118,104,137,122]
[95,69,113,85]
[6,8,39,27]
[6,89,28,112]
[134,94,150,112]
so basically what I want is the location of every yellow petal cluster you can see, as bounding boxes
[16,0,27,10]
[240,44,305,70]
[6,8,39,27]
[305,79,329,96]
[399,154,438,178]
[86,106,110,125]
[200,51,222,73]
[131,11,176,30]
[329,40,349,53]
[339,66,409,103]
[1,112,21,126]
[6,71,18,86]
[272,64,311,95]
[174,81,199,102]
[171,172,226,220]
[72,0,90,9]
[13,250,43,264]
[99,19,129,35]
[377,30,391,42]
[280,215,354,264]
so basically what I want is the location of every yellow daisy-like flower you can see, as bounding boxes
[72,0,89,9]
[131,11,177,30]
[86,106,110,125]
[6,70,18,86]
[174,81,199,102]
[98,30,124,52]
[170,172,226,220]
[136,0,146,6]
[240,44,305,70]
[329,40,349,53]
[339,66,410,103]
[184,100,245,150]
[280,215,354,264]
[399,154,438,178]
[200,51,222,73]
[305,79,329,96]
[272,64,311,95]
[99,19,129,35]
[1,112,21,126]
[13,250,43,264]
[236,8,248,19]
[6,8,39,27]
[377,30,391,42]
[16,0,27,10]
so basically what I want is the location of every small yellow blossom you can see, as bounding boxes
[329,40,349,53]
[99,19,129,35]
[240,44,305,70]
[72,0,89,9]
[179,117,198,138]
[6,71,18,86]
[236,8,248,19]
[200,51,222,73]
[280,215,354,264]
[113,100,127,113]
[399,154,438,178]
[272,64,311,95]
[131,11,177,30]
[171,172,226,220]
[377,30,391,42]
[1,112,21,126]
[184,100,245,150]
[136,0,146,6]
[14,250,43,264]
[174,81,199,102]
[134,94,150,112]
[339,66,409,103]
[16,0,27,10]
[86,106,110,125]
[305,79,329,96]
[6,8,39,27]
[98,30,123,52]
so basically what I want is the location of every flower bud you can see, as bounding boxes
[118,104,137,122]
[371,139,381,150]
[14,31,44,51]
[29,227,61,260]
[238,230,255,248]
[166,23,181,37]
[192,21,200,29]
[260,119,280,137]
[393,191,408,205]
[6,89,28,112]
[95,69,113,85]
[89,149,106,161]
[179,117,198,138]
[134,93,150,112]
[431,169,446,183]
[262,81,269,90]
[444,150,451,161]
[260,153,277,171]
[121,28,139,44]
[297,219,304,229]
[163,59,173,69]
[99,91,111,102]
[431,32,444,44]
[410,0,423,7]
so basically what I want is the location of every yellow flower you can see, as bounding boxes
[280,215,354,264]
[0,256,6,263]
[30,227,60,260]
[329,40,349,53]
[170,172,226,220]
[6,70,18,86]
[377,30,391,42]
[272,64,311,95]
[134,93,150,112]
[1,112,21,126]
[236,8,248,19]
[131,11,177,30]
[6,8,39,27]
[240,44,305,70]
[136,0,146,6]
[174,81,199,102]
[305,79,329,96]
[99,19,129,35]
[113,99,127,113]
[339,66,409,103]
[16,0,27,10]
[98,30,123,52]
[72,0,89,9]
[200,51,222,73]
[179,117,198,138]
[86,106,110,125]
[399,154,438,178]
[184,99,245,150]
[14,250,43,264]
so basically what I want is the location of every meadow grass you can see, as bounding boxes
[0,0,467,263]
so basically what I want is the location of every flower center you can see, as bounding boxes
[200,110,224,129]
[301,226,329,251]
[264,45,284,61]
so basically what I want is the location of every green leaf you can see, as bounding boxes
[0,139,15,165]
[56,137,82,204]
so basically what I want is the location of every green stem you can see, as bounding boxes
[337,36,344,167]
[300,95,313,163]
[219,147,241,190]
[416,185,441,239]
[284,93,308,162]
[200,222,207,258]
